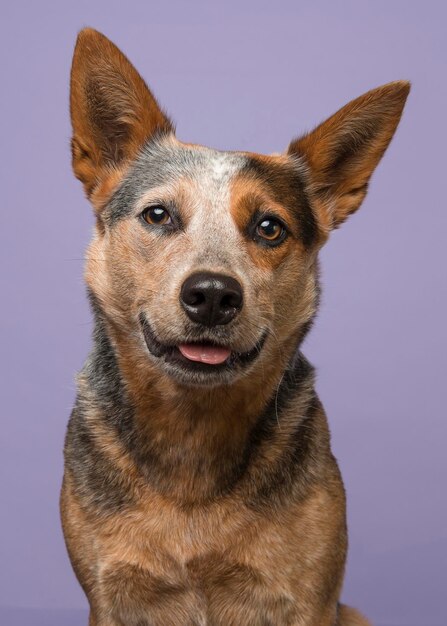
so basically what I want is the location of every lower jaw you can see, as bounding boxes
[140,318,266,387]
[155,346,262,388]
[158,355,243,387]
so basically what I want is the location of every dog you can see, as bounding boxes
[61,27,409,626]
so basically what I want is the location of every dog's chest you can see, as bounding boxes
[97,495,280,579]
[96,502,299,625]
[90,490,335,625]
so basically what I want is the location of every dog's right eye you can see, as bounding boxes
[141,205,172,226]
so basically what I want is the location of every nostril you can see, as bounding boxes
[186,289,206,307]
[221,292,242,311]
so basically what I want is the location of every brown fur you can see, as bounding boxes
[61,27,409,625]
[288,81,410,228]
[70,28,173,200]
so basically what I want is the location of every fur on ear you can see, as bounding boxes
[288,81,410,229]
[70,28,174,199]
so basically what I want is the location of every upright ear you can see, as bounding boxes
[288,81,410,229]
[70,28,174,200]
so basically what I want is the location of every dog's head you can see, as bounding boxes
[70,29,409,388]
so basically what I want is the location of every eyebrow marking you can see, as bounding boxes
[239,156,319,248]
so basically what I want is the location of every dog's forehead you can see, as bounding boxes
[140,134,247,180]
[109,134,246,217]
[107,134,317,248]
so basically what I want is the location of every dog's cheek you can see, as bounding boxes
[244,264,275,326]
[85,233,116,312]
[108,223,189,335]
[85,223,143,327]
[272,252,319,340]
[108,226,143,311]
[239,245,307,341]
[133,235,185,324]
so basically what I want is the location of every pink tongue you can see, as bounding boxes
[178,343,231,365]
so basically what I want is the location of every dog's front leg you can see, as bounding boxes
[93,561,207,626]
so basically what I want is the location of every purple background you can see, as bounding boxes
[1,1,446,625]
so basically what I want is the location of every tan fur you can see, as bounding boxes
[289,81,410,227]
[70,28,172,199]
[90,164,130,213]
[62,27,409,625]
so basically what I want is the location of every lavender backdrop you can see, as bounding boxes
[1,1,446,625]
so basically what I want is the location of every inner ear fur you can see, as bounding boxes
[288,81,410,228]
[70,28,174,199]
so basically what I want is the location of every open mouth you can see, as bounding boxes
[139,315,266,376]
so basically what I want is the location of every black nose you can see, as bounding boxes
[180,272,243,327]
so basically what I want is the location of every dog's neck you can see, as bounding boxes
[82,304,319,503]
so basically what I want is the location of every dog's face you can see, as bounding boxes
[85,137,321,386]
[71,29,409,387]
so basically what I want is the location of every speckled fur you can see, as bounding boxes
[61,27,409,626]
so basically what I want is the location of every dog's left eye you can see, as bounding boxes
[141,205,172,226]
[255,217,287,245]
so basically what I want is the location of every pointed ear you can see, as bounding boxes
[288,81,410,229]
[70,28,174,199]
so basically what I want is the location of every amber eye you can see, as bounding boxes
[141,205,172,226]
[255,218,286,243]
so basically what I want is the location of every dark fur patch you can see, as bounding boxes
[64,404,134,513]
[240,157,318,248]
[242,352,323,509]
[63,291,138,513]
[84,290,136,447]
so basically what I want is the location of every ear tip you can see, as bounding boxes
[74,27,111,53]
[388,79,411,94]
[379,80,411,104]
[76,27,105,42]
